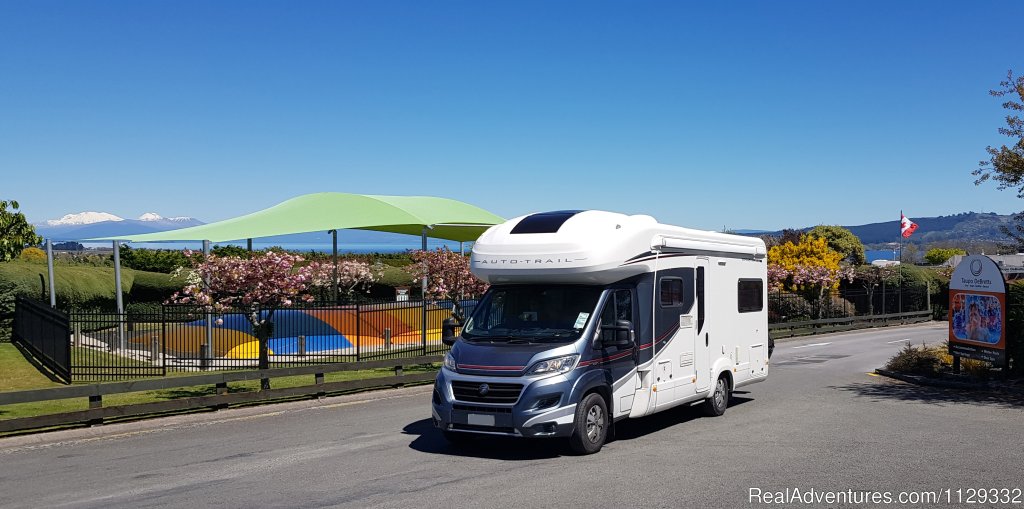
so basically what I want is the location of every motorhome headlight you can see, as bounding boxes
[443,352,457,372]
[527,354,580,376]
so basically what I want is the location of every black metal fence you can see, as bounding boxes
[17,285,933,383]
[768,284,931,323]
[64,299,477,382]
[12,296,72,383]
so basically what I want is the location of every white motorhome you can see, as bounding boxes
[432,210,770,454]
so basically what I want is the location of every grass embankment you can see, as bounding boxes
[0,343,438,424]
[0,261,179,307]
[0,343,63,392]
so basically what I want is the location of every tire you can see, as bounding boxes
[569,392,609,455]
[702,375,730,417]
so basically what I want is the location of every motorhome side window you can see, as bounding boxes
[738,279,764,313]
[600,289,633,343]
[660,278,684,307]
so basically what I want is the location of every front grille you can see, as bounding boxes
[452,423,516,434]
[453,404,513,413]
[451,381,523,404]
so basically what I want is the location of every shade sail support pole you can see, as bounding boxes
[46,239,56,308]
[203,240,213,360]
[113,241,126,350]
[329,230,338,304]
[422,226,429,352]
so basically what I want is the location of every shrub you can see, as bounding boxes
[885,342,997,379]
[820,294,856,318]
[0,278,15,342]
[768,291,814,322]
[18,247,46,264]
[1006,282,1024,376]
[129,270,181,303]
[126,301,165,322]
[885,344,945,375]
[924,248,966,265]
[119,246,190,273]
[211,245,250,258]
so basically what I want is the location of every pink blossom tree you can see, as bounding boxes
[170,250,316,382]
[409,248,489,322]
[309,260,383,300]
[769,263,855,319]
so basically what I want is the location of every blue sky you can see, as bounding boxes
[2,1,1022,231]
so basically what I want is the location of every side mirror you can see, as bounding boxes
[600,319,633,347]
[441,317,458,347]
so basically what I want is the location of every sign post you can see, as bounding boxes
[949,256,1008,367]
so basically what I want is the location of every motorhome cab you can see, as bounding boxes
[432,210,770,454]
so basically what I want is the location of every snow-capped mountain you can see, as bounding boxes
[35,211,204,240]
[138,212,198,222]
[46,211,124,226]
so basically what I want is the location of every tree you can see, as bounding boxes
[170,251,316,387]
[972,70,1024,196]
[309,259,382,299]
[852,265,899,315]
[806,225,866,265]
[0,200,42,262]
[409,248,489,322]
[768,236,853,318]
[924,247,966,265]
[973,70,1024,247]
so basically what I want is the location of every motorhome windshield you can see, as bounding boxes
[463,285,603,343]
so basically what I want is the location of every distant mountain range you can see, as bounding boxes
[35,212,205,241]
[757,212,1018,246]
[33,211,434,245]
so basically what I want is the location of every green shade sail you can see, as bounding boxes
[92,193,504,243]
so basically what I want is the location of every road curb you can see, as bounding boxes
[874,368,1024,394]
[874,368,986,390]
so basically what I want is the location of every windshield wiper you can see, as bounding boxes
[464,334,535,344]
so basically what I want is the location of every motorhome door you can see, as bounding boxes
[695,257,711,393]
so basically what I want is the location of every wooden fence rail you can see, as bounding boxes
[769,310,933,339]
[0,355,442,433]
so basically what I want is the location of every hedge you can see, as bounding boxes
[0,262,181,342]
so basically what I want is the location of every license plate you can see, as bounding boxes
[467,413,495,426]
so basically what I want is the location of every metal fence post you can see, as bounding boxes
[298,335,306,357]
[384,328,391,349]
[150,335,160,362]
[199,343,210,371]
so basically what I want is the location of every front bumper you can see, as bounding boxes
[431,368,577,438]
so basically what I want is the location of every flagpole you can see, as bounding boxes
[899,211,903,315]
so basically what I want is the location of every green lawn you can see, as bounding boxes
[0,343,63,391]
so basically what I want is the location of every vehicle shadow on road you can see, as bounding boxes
[612,395,752,442]
[403,418,565,460]
[832,380,1024,408]
[403,396,753,460]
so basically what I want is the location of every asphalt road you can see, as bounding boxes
[2,322,1023,509]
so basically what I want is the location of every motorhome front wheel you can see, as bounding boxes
[569,393,608,454]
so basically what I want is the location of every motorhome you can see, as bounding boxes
[431,210,770,454]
